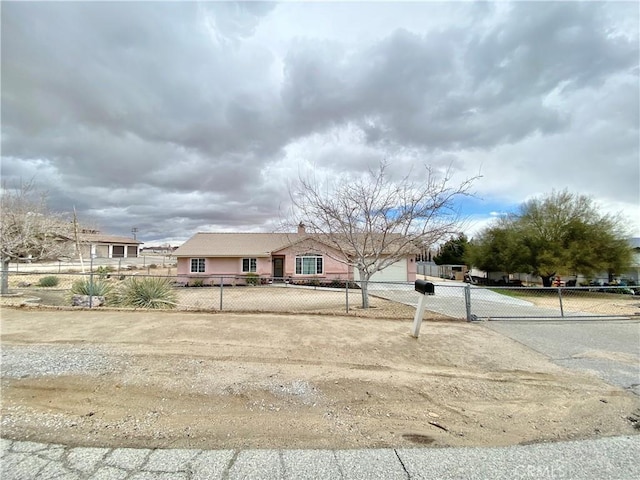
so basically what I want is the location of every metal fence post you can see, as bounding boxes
[219,277,224,311]
[345,281,349,313]
[558,287,565,318]
[464,283,472,322]
[89,256,94,308]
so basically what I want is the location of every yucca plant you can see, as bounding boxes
[68,278,114,306]
[70,278,113,297]
[115,276,177,309]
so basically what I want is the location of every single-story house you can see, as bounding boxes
[173,226,418,285]
[623,237,640,285]
[74,233,143,259]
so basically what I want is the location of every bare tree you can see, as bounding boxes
[0,181,73,294]
[289,161,477,307]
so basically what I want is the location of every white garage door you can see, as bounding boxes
[369,259,408,283]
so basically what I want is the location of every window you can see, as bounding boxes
[190,258,205,273]
[295,254,323,275]
[242,258,257,273]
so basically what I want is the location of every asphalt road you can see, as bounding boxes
[2,435,639,480]
[485,318,640,396]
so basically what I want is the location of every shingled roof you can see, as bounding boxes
[173,233,305,257]
[80,233,143,245]
[174,232,420,257]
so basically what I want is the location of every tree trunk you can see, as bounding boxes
[1,258,10,295]
[540,274,555,287]
[358,269,371,309]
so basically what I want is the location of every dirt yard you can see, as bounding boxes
[1,308,638,450]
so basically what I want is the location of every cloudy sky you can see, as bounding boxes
[2,1,639,245]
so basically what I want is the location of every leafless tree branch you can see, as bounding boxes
[288,161,478,307]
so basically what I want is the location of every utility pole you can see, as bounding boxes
[73,206,85,273]
[131,227,138,241]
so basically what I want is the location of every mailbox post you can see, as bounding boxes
[411,279,434,338]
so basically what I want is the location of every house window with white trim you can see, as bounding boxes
[242,258,257,273]
[190,258,205,273]
[295,254,323,275]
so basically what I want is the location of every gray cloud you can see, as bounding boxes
[2,1,638,243]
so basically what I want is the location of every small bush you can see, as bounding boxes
[246,273,260,286]
[114,277,177,309]
[95,266,114,279]
[37,276,60,287]
[190,278,204,287]
[148,264,158,269]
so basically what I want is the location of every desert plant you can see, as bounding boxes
[115,276,177,309]
[70,278,113,302]
[148,263,158,269]
[189,278,204,287]
[95,265,114,279]
[246,273,260,286]
[37,275,60,287]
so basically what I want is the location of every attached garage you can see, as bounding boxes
[369,259,409,283]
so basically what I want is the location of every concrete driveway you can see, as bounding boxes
[367,281,548,320]
[367,281,631,320]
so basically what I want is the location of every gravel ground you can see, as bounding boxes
[1,345,127,379]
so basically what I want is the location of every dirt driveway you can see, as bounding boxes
[1,308,638,450]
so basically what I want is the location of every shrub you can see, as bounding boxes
[37,276,60,287]
[246,273,260,286]
[190,278,204,287]
[115,277,177,309]
[70,278,113,305]
[70,278,113,298]
[95,266,115,279]
[148,264,158,269]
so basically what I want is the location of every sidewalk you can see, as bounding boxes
[2,435,638,479]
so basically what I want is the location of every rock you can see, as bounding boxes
[72,295,105,307]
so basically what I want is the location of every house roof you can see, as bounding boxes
[173,233,304,257]
[174,232,420,257]
[80,233,143,245]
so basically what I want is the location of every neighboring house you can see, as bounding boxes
[74,232,143,259]
[140,245,176,255]
[622,237,640,284]
[438,264,469,281]
[173,226,417,285]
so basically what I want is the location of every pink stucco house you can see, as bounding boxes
[173,226,417,285]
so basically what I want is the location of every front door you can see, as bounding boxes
[273,257,284,281]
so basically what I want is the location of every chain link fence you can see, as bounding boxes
[2,271,638,320]
[7,255,176,274]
